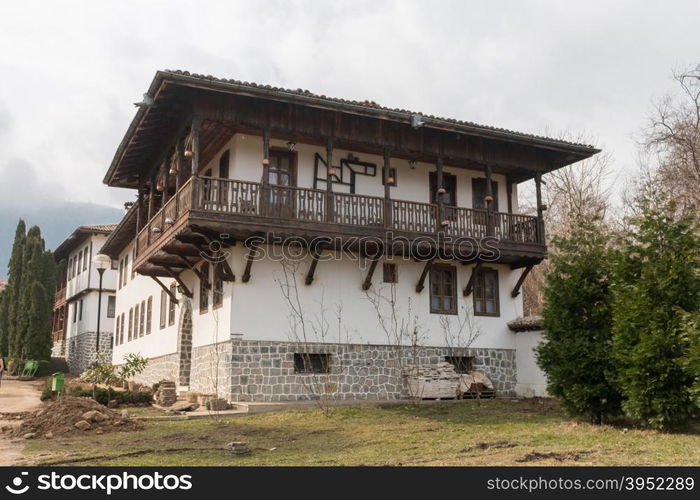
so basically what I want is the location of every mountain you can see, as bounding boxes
[0,202,124,279]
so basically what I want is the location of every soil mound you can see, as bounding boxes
[6,397,141,438]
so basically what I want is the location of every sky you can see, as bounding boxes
[0,0,699,252]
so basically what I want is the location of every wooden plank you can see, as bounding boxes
[361,257,380,291]
[463,261,483,297]
[510,264,534,298]
[415,258,435,293]
[150,276,179,305]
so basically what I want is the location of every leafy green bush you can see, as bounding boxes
[537,218,621,424]
[67,386,153,406]
[611,196,700,430]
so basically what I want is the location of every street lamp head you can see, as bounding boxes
[92,253,112,271]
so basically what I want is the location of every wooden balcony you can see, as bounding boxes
[134,176,545,276]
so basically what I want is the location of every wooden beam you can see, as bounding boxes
[150,276,179,305]
[511,264,534,298]
[463,261,483,297]
[305,242,327,285]
[361,257,380,291]
[242,240,261,283]
[218,259,235,282]
[164,266,193,298]
[191,116,201,177]
[415,258,435,293]
[383,148,392,227]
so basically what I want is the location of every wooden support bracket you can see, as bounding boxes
[305,242,328,285]
[242,240,262,283]
[163,266,193,298]
[217,259,236,282]
[511,264,534,298]
[463,261,483,297]
[361,257,380,291]
[415,258,435,293]
[150,276,179,305]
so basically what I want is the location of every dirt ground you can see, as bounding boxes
[0,378,44,465]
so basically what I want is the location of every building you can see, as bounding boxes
[51,225,118,373]
[99,70,598,401]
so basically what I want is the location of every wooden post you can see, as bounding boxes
[190,117,201,178]
[325,137,334,223]
[146,176,155,246]
[436,155,445,233]
[160,160,169,205]
[485,165,494,237]
[383,148,392,228]
[535,172,545,243]
[261,128,270,216]
[175,144,183,216]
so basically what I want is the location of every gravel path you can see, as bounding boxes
[0,379,44,465]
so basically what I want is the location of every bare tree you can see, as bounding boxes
[439,305,481,398]
[363,280,427,402]
[519,132,612,315]
[276,256,339,415]
[643,66,700,215]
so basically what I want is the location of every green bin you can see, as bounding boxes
[51,372,65,394]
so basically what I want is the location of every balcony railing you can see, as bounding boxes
[136,176,543,257]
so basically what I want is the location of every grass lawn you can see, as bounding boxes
[23,399,700,466]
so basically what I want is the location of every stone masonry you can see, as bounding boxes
[229,340,516,402]
[65,331,113,374]
[128,339,515,402]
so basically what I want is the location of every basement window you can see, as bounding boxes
[445,356,474,374]
[294,353,331,374]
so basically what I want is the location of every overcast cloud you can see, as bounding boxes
[1,0,699,213]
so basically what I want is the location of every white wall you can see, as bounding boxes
[201,133,519,214]
[515,330,550,397]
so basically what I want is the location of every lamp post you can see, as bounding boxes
[92,254,112,360]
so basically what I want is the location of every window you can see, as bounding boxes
[473,268,499,316]
[430,265,457,315]
[294,353,331,374]
[131,248,136,279]
[120,313,125,344]
[107,296,116,318]
[219,150,230,178]
[383,263,397,283]
[169,283,177,325]
[77,252,82,275]
[128,307,133,341]
[72,302,77,323]
[146,297,152,334]
[115,315,121,346]
[139,300,145,337]
[78,299,83,321]
[134,303,140,338]
[83,247,89,271]
[445,356,474,374]
[429,171,457,206]
[160,290,167,329]
[111,259,118,270]
[118,259,123,290]
[472,178,499,211]
[213,264,224,308]
[199,263,210,313]
[124,254,130,284]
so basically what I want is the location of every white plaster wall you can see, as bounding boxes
[225,244,522,350]
[64,291,115,340]
[515,330,550,397]
[65,234,117,299]
[201,133,519,213]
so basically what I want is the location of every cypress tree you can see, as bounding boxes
[611,193,700,430]
[6,220,26,359]
[536,217,621,424]
[16,226,55,360]
[0,288,7,357]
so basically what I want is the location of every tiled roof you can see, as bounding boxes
[162,69,596,151]
[79,224,118,233]
[507,316,544,332]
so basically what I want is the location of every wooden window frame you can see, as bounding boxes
[213,263,224,309]
[134,303,140,338]
[429,171,457,206]
[107,295,116,318]
[128,307,133,341]
[473,267,500,317]
[472,178,499,211]
[429,265,458,315]
[199,262,210,314]
[78,299,83,321]
[160,290,167,329]
[267,148,298,187]
[146,296,152,334]
[83,247,89,271]
[139,300,145,337]
[168,283,177,325]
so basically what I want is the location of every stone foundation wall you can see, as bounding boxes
[65,331,113,374]
[129,352,179,388]
[51,339,66,359]
[188,341,232,396]
[229,340,516,402]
